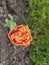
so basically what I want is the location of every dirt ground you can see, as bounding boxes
[0,0,30,65]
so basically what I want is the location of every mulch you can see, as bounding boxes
[0,0,30,65]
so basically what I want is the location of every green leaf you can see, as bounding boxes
[4,19,10,27]
[13,46,19,54]
[4,17,17,30]
[0,63,4,65]
[8,14,14,20]
[9,20,17,30]
[4,14,17,30]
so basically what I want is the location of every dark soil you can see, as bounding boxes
[0,0,30,65]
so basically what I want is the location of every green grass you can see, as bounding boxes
[26,0,49,65]
[0,63,4,65]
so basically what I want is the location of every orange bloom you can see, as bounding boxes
[8,25,32,46]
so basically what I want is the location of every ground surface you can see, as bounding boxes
[0,0,30,65]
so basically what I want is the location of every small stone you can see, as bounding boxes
[25,57,30,64]
[0,7,3,17]
[4,15,6,17]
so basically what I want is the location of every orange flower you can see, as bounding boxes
[8,25,32,46]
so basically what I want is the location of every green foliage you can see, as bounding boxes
[4,14,17,30]
[0,63,4,65]
[4,14,18,51]
[8,14,14,20]
[13,46,19,54]
[26,0,49,65]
